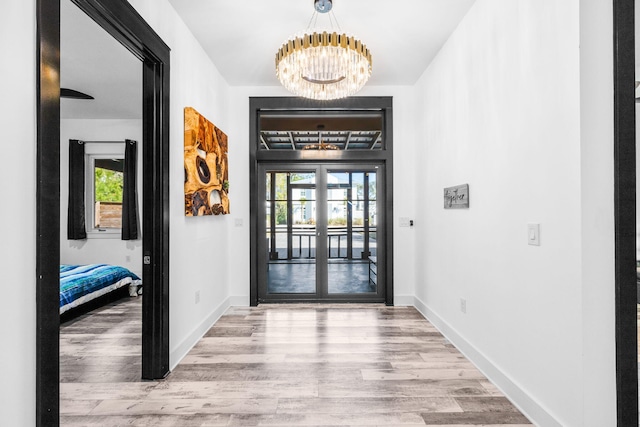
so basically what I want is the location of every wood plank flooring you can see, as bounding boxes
[60,298,533,426]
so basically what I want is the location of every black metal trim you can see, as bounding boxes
[613,0,638,425]
[249,97,394,306]
[256,162,386,303]
[36,0,171,424]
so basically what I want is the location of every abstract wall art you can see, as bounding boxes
[184,107,229,216]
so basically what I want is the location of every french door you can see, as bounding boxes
[257,163,385,302]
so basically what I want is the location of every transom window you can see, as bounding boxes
[258,111,384,151]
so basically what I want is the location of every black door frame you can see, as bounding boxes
[36,0,170,425]
[249,96,394,306]
[257,163,387,303]
[614,0,638,425]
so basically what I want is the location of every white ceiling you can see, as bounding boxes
[60,0,141,119]
[60,0,476,120]
[168,0,476,87]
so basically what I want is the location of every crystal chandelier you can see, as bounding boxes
[275,0,372,100]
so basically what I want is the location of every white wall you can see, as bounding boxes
[128,0,233,368]
[59,119,144,276]
[413,0,591,425]
[579,0,616,424]
[0,1,36,425]
[225,85,418,305]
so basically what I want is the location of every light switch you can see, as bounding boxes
[527,223,540,246]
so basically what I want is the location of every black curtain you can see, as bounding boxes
[122,139,139,240]
[67,139,86,240]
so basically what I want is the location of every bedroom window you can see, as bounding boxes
[68,139,138,240]
[92,157,124,229]
[85,143,125,238]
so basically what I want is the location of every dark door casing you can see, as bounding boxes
[249,96,394,307]
[36,0,171,425]
[613,0,638,425]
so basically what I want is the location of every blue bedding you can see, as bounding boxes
[60,264,142,314]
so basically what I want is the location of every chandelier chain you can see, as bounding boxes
[306,10,341,32]
[306,11,318,31]
[328,11,341,32]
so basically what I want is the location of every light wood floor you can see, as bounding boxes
[60,298,533,426]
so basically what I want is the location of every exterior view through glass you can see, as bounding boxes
[263,166,381,299]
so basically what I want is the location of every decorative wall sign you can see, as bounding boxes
[444,184,469,209]
[184,107,229,216]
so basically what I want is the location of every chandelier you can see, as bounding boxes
[275,0,372,100]
[302,132,339,150]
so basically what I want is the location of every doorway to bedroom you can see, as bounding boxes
[36,0,170,424]
[58,0,145,388]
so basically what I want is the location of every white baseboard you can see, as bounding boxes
[227,295,250,306]
[169,296,233,371]
[393,294,415,306]
[412,295,561,427]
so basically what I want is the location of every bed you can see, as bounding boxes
[60,264,142,314]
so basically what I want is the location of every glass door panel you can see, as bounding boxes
[327,170,378,294]
[259,164,384,302]
[266,171,316,294]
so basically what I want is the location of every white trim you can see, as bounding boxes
[412,295,561,427]
[227,295,250,306]
[169,296,233,371]
[393,294,414,306]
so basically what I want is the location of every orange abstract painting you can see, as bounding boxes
[184,107,229,216]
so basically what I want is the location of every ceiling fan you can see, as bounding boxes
[60,88,94,100]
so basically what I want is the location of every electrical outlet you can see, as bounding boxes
[460,298,467,314]
[235,218,243,227]
[195,290,200,304]
[399,217,410,227]
[125,255,131,262]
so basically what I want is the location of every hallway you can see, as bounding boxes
[60,300,532,426]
